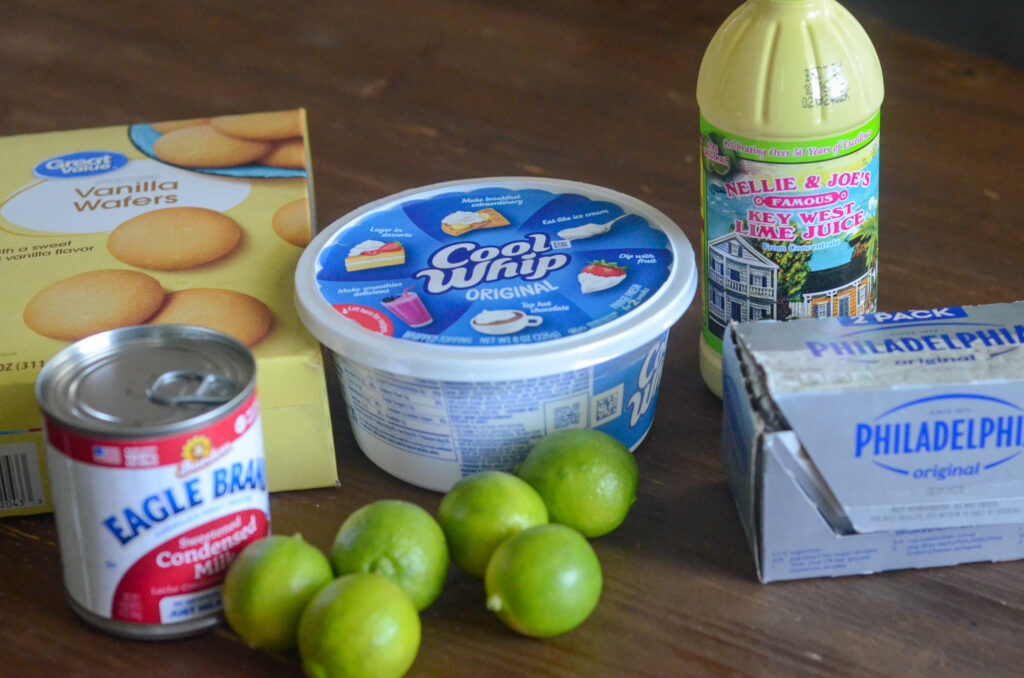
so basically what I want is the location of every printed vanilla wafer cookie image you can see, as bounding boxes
[152,125,273,168]
[22,269,166,342]
[260,138,306,169]
[148,117,210,133]
[130,109,308,177]
[272,198,313,247]
[107,206,242,270]
[210,110,304,141]
[147,288,273,347]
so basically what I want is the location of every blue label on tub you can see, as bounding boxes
[315,186,674,346]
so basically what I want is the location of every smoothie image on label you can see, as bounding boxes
[296,178,698,491]
[696,0,884,397]
[382,287,433,327]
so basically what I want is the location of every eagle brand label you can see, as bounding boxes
[44,388,268,631]
[45,388,267,631]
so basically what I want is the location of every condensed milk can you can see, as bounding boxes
[37,325,269,639]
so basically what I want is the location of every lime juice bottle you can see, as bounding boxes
[697,0,884,397]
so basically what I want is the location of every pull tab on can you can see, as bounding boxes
[147,370,241,406]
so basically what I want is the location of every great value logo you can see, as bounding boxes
[33,150,129,179]
[854,393,1024,481]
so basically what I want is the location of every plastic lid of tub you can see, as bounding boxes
[295,177,697,382]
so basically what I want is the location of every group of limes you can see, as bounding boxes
[222,428,639,678]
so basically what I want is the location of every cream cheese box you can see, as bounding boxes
[722,302,1024,581]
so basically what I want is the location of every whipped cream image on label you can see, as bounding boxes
[349,239,387,255]
[578,271,625,294]
[442,210,488,226]
[578,260,627,294]
[557,218,616,241]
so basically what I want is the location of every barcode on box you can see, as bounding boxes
[0,442,46,512]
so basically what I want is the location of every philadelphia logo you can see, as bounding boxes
[854,393,1024,480]
[34,150,129,179]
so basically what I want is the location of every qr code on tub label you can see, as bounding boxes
[591,384,623,426]
[545,395,588,432]
[554,402,581,429]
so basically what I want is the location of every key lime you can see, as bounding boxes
[298,573,420,678]
[222,533,334,651]
[485,524,602,638]
[517,429,638,537]
[437,471,548,577]
[329,499,449,611]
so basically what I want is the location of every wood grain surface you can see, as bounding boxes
[2,1,1023,676]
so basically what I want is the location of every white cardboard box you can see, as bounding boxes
[722,302,1024,582]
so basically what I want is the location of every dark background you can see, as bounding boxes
[845,0,1022,68]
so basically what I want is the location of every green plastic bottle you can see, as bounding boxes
[697,0,884,397]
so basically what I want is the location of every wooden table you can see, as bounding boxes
[3,1,1022,676]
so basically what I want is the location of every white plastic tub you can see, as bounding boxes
[295,178,697,491]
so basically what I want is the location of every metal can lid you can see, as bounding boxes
[36,325,256,438]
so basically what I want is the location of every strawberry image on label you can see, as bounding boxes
[579,260,627,294]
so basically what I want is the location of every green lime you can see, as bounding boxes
[222,533,334,651]
[703,132,737,177]
[329,499,449,611]
[485,524,602,638]
[437,471,548,577]
[517,429,638,537]
[298,573,420,678]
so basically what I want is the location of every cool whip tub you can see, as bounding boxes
[296,178,697,491]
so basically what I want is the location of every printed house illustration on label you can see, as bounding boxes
[707,232,873,336]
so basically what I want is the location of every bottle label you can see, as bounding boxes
[699,112,880,352]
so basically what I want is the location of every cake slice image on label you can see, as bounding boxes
[344,240,406,271]
[578,260,627,294]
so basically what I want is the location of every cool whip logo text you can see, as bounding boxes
[627,340,666,427]
[102,458,266,546]
[415,233,568,294]
[34,150,129,179]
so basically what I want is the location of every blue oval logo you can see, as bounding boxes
[855,393,1024,480]
[33,150,129,179]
